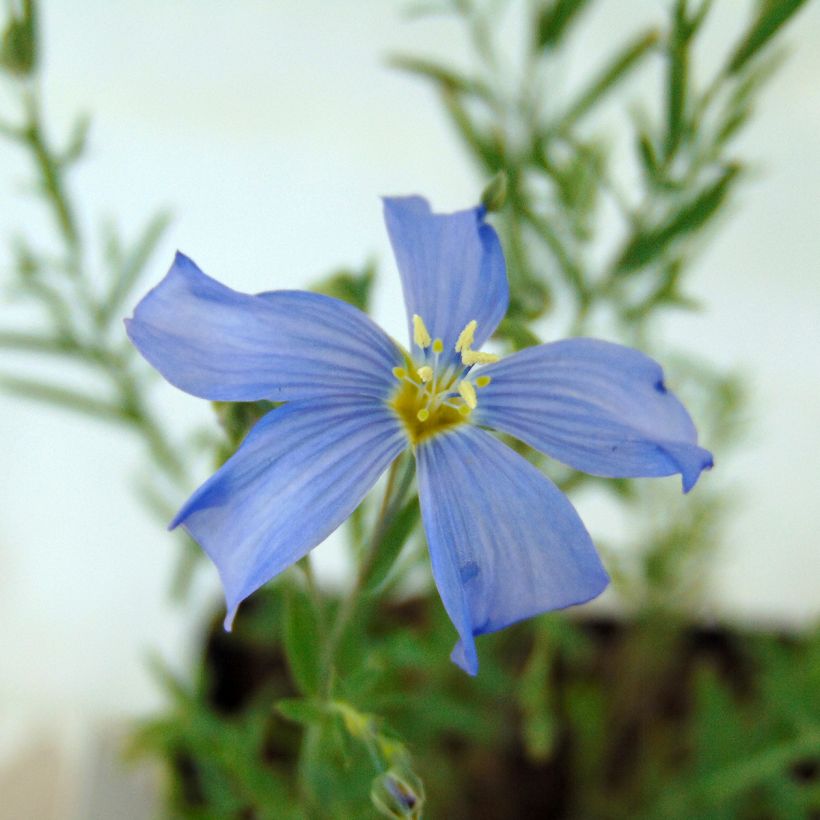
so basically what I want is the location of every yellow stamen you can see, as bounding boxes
[432,338,444,355]
[455,320,477,353]
[458,380,477,409]
[412,314,431,349]
[458,404,471,416]
[417,365,433,382]
[475,375,492,388]
[416,408,430,422]
[392,366,406,380]
[462,350,500,366]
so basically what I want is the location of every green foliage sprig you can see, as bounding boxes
[2,1,816,817]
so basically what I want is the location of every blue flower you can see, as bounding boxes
[126,195,712,675]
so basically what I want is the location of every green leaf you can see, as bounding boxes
[665,1,690,158]
[60,113,91,167]
[276,697,328,726]
[0,374,125,422]
[388,55,493,101]
[560,29,659,130]
[728,0,809,75]
[364,496,420,594]
[283,584,323,696]
[311,261,375,313]
[103,210,172,321]
[439,88,502,172]
[614,165,740,273]
[535,0,591,49]
[495,318,541,351]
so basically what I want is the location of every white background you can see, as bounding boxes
[0,1,818,813]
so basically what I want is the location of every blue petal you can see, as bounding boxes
[126,252,401,402]
[383,196,508,362]
[171,397,406,626]
[416,426,608,675]
[474,338,713,493]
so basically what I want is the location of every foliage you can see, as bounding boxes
[2,1,817,817]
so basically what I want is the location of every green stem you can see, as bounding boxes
[23,89,79,251]
[320,452,414,696]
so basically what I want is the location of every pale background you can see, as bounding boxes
[0,1,818,816]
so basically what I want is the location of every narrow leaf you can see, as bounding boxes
[665,1,689,158]
[364,496,420,593]
[561,30,659,130]
[0,375,125,422]
[615,165,740,273]
[536,0,591,49]
[495,318,542,351]
[61,113,91,166]
[728,0,809,75]
[441,89,501,172]
[389,55,492,101]
[276,697,327,726]
[103,210,172,320]
[283,585,323,696]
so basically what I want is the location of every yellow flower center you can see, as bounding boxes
[388,315,496,445]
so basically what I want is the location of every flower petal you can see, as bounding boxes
[171,397,406,626]
[416,426,608,675]
[474,338,713,492]
[126,252,401,402]
[383,196,508,362]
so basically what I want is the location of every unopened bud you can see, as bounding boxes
[1,0,37,77]
[480,170,508,212]
[371,769,425,818]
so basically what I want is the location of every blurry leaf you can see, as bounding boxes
[441,88,501,172]
[311,260,375,313]
[517,630,557,762]
[0,330,70,356]
[103,210,172,321]
[0,374,125,422]
[389,55,493,101]
[144,652,195,708]
[168,537,203,601]
[276,697,328,726]
[665,1,689,158]
[716,50,783,148]
[364,496,420,594]
[560,30,659,130]
[0,0,36,76]
[535,0,591,49]
[630,113,664,184]
[495,317,541,350]
[60,113,91,167]
[728,0,809,75]
[615,165,740,273]
[283,584,323,696]
[519,204,587,302]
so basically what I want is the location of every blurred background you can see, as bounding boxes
[1,1,818,817]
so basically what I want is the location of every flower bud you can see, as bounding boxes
[370,768,425,818]
[480,170,508,212]
[1,0,37,77]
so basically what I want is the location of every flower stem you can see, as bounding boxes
[321,452,414,696]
